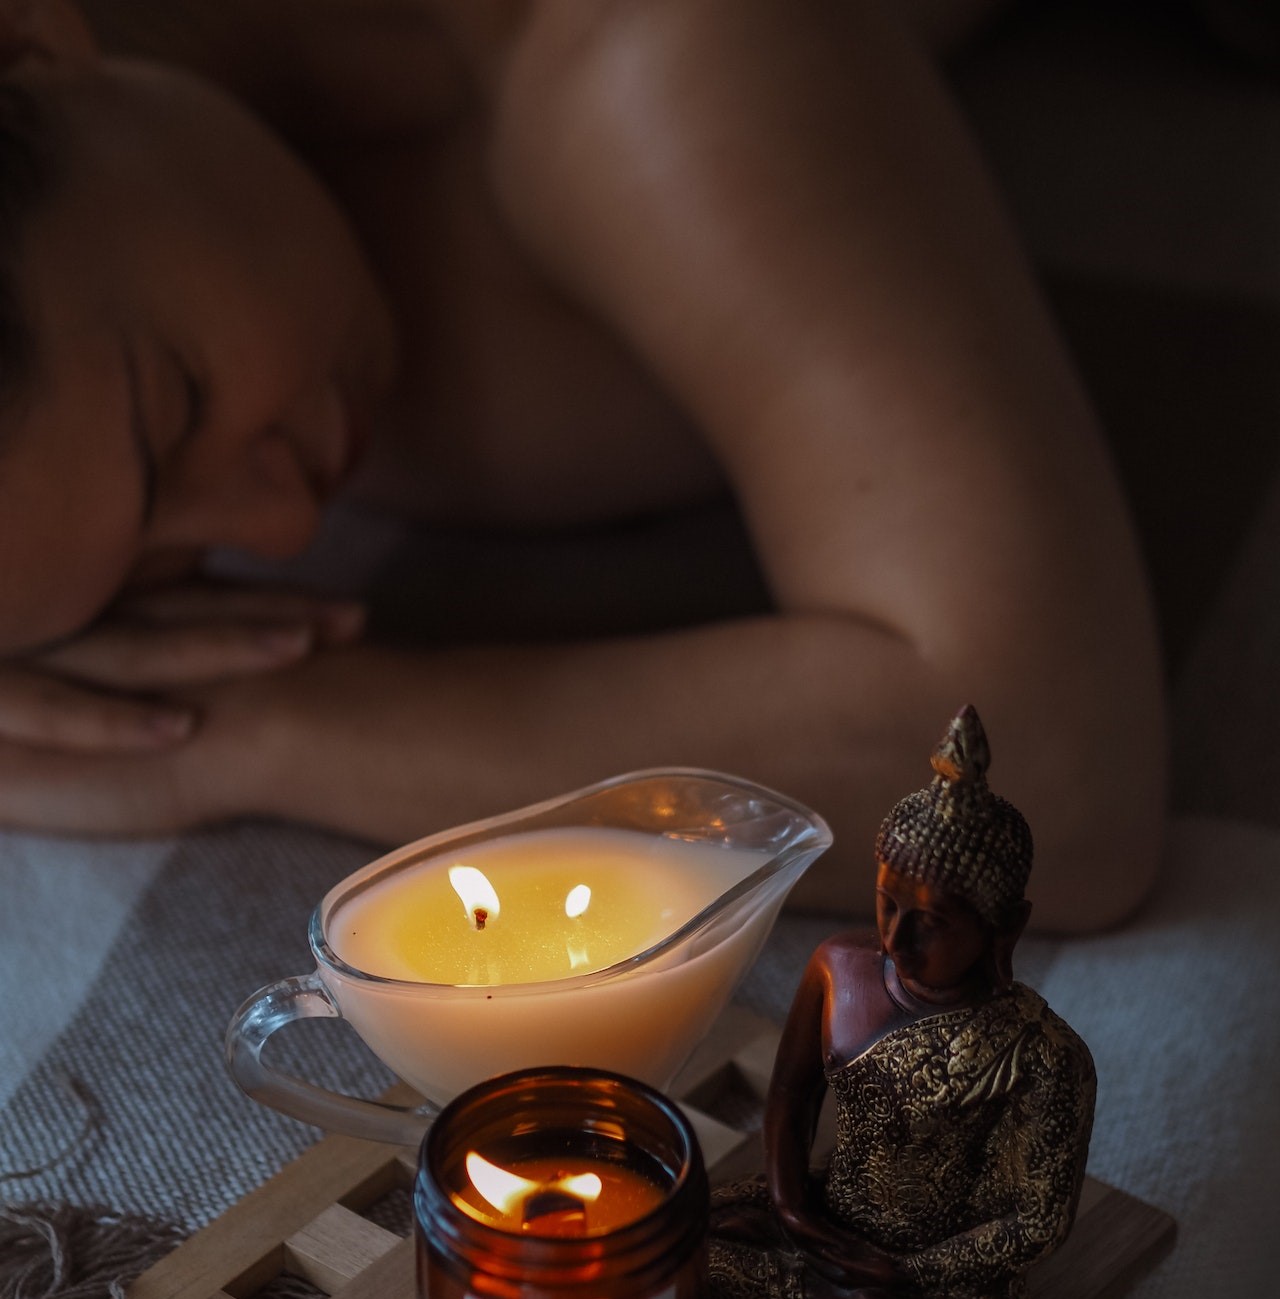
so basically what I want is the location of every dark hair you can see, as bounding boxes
[0,78,60,419]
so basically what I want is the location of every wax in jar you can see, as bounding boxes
[331,827,761,985]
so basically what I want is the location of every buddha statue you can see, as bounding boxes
[709,705,1096,1298]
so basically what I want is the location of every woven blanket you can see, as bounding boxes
[2,811,1277,1296]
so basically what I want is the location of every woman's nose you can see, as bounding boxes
[147,433,324,561]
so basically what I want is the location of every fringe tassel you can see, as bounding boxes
[0,1201,186,1299]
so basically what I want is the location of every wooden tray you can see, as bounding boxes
[128,1007,1175,1299]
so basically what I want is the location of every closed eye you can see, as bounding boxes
[121,336,158,527]
[168,344,206,444]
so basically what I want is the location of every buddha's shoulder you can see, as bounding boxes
[1008,983,1096,1081]
[810,929,882,975]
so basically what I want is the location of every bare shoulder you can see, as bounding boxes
[486,0,1168,930]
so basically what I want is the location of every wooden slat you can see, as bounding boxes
[729,1020,781,1096]
[684,1102,753,1173]
[671,1006,776,1098]
[128,1084,420,1299]
[283,1204,402,1292]
[127,1016,1174,1299]
[331,1237,415,1299]
[1028,1181,1177,1299]
[1074,1174,1111,1218]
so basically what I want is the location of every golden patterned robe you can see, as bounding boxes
[709,985,1095,1299]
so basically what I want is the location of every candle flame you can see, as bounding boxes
[564,883,592,919]
[465,1151,602,1216]
[449,866,501,930]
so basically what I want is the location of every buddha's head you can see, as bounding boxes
[873,706,1032,997]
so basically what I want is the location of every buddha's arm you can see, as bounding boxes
[762,947,908,1289]
[897,1038,1097,1290]
[764,951,830,1231]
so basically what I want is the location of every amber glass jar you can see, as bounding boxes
[415,1067,709,1299]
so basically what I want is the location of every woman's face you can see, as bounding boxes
[0,51,396,653]
[875,861,991,997]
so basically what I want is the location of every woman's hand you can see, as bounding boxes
[0,582,364,753]
[0,635,362,837]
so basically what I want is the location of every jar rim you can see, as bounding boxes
[415,1066,709,1288]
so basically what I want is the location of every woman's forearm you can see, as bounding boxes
[225,615,940,872]
[209,606,1157,931]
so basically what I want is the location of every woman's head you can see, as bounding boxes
[0,1,397,654]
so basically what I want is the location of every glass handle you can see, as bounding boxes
[224,972,439,1146]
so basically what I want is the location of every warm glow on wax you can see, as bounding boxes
[318,824,790,1107]
[333,828,754,987]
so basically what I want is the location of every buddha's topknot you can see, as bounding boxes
[874,705,1032,926]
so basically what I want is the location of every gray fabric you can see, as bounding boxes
[0,836,169,1113]
[1037,818,1278,1296]
[0,823,392,1228]
[3,814,1273,1296]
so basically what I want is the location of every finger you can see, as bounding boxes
[115,584,366,644]
[36,621,316,689]
[0,668,195,753]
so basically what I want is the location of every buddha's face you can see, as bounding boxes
[875,862,991,998]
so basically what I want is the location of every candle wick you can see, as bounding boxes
[473,908,488,931]
[521,1188,588,1236]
